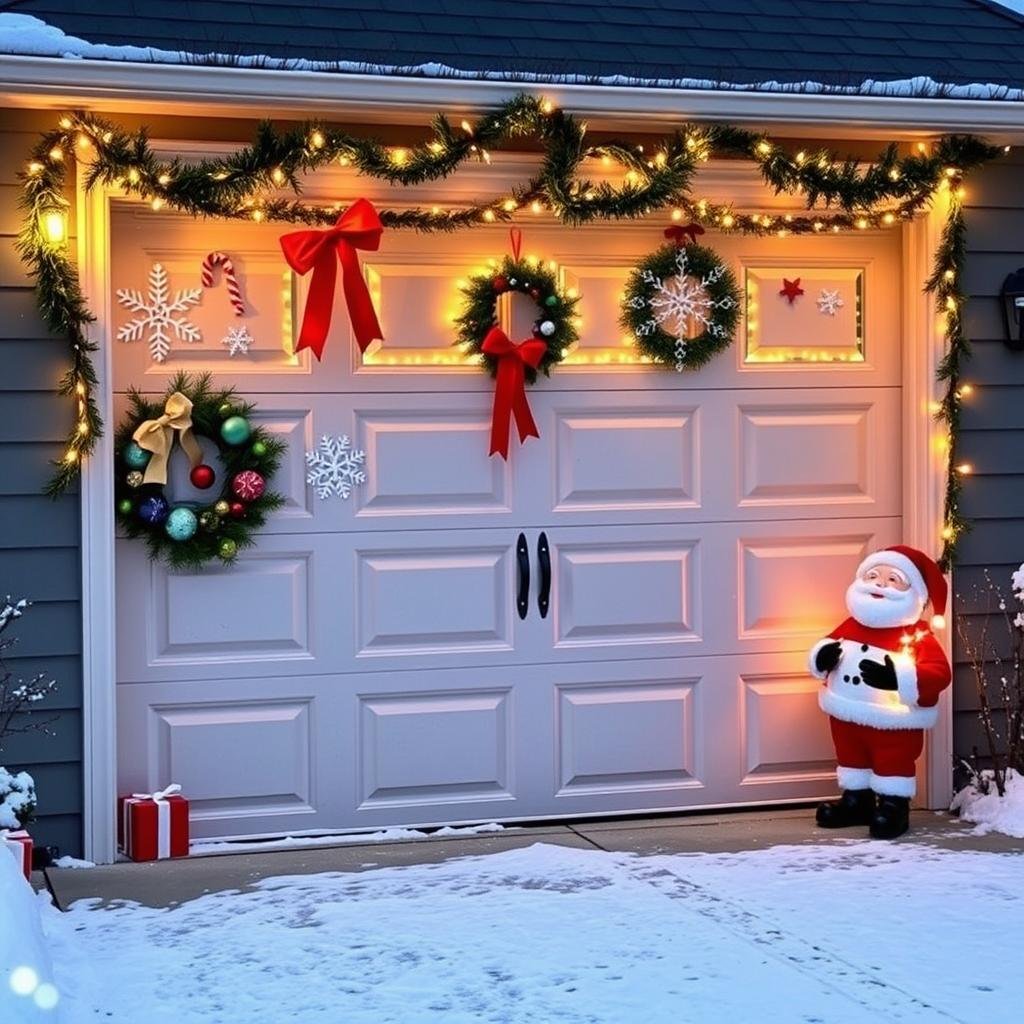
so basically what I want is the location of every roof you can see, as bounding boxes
[2,0,1024,98]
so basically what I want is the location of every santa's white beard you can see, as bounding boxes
[846,579,925,629]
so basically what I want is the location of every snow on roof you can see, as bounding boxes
[2,11,1024,102]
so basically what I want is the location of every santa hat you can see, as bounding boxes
[856,545,948,629]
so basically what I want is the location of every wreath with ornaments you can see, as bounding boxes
[454,252,579,382]
[114,374,285,569]
[620,230,741,372]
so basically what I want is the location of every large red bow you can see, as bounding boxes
[279,198,384,360]
[481,327,547,459]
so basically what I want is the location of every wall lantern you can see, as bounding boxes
[1001,268,1024,351]
[38,207,68,247]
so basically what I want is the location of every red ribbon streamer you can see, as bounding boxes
[279,198,384,360]
[481,327,547,459]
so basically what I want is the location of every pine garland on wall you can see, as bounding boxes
[18,95,1008,564]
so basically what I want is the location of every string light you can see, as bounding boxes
[309,130,325,149]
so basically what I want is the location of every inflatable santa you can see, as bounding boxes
[808,545,951,839]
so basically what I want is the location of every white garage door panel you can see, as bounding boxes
[117,676,348,839]
[113,197,902,839]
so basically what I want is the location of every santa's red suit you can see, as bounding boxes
[809,546,952,799]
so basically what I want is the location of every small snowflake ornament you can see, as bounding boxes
[222,324,254,357]
[116,262,203,363]
[817,288,844,316]
[306,434,366,500]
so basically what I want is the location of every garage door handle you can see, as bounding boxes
[537,532,551,619]
[516,532,530,620]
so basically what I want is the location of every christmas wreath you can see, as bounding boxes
[114,374,285,569]
[454,246,580,458]
[620,240,740,371]
[454,253,579,381]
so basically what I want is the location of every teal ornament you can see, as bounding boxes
[165,506,198,542]
[544,294,559,308]
[220,415,251,446]
[123,441,151,469]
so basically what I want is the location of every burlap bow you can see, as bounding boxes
[132,392,203,485]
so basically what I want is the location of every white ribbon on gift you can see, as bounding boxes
[123,784,182,859]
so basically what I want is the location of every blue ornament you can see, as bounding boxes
[123,441,151,470]
[220,415,252,446]
[138,494,170,525]
[165,506,198,542]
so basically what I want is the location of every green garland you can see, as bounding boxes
[18,96,1009,565]
[454,255,579,380]
[114,373,285,570]
[620,242,740,371]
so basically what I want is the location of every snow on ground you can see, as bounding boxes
[1,12,1024,101]
[952,769,1024,838]
[39,840,1024,1024]
[189,822,506,856]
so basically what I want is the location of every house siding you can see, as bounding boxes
[0,108,84,859]
[956,147,1024,768]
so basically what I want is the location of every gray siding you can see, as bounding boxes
[956,148,1024,766]
[0,109,83,859]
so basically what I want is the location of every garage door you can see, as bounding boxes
[113,189,902,841]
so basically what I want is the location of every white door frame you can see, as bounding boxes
[76,167,952,863]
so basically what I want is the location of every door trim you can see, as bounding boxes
[77,166,952,862]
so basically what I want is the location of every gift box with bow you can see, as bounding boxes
[2,829,33,880]
[118,784,189,862]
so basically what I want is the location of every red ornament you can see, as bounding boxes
[529,287,540,300]
[232,469,266,501]
[492,275,508,292]
[779,278,805,304]
[229,501,247,519]
[189,464,216,490]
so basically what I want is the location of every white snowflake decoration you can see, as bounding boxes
[817,288,845,316]
[221,324,254,357]
[305,435,366,500]
[629,247,735,372]
[116,263,203,363]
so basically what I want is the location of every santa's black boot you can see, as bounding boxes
[870,796,911,839]
[815,789,875,828]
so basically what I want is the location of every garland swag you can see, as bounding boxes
[19,94,1008,566]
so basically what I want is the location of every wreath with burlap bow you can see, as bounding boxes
[114,374,285,569]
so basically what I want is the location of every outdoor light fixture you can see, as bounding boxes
[39,207,68,247]
[1000,268,1024,350]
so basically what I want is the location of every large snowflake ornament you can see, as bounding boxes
[629,247,735,371]
[116,263,203,363]
[221,324,254,357]
[817,289,845,316]
[305,435,366,500]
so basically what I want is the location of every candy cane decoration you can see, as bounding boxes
[201,251,245,317]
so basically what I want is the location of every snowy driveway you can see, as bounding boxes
[44,841,1019,1024]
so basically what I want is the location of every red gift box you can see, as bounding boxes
[2,829,33,880]
[118,784,189,862]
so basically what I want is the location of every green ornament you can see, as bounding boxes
[544,294,559,308]
[220,415,251,446]
[198,510,221,532]
[218,538,238,560]
[117,498,134,515]
[251,440,268,458]
[123,441,151,469]
[165,506,198,542]
[218,402,234,418]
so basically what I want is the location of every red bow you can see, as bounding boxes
[481,327,547,459]
[279,198,384,360]
[664,222,705,246]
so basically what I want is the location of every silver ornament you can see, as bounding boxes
[539,320,556,337]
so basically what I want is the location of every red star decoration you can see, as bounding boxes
[779,278,804,304]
